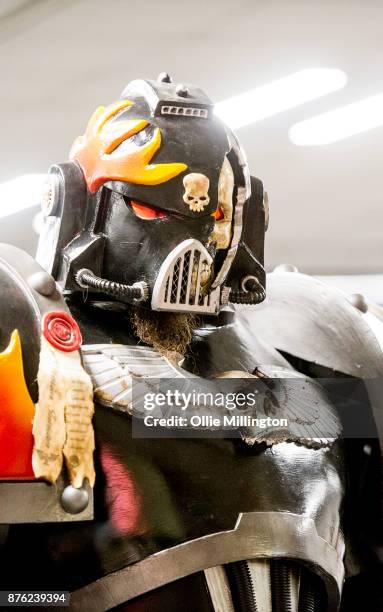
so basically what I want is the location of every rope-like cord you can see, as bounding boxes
[75,269,148,303]
[229,287,266,305]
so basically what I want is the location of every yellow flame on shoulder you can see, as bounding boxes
[0,330,35,425]
[0,330,35,477]
[70,100,187,193]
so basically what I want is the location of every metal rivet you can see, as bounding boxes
[61,485,89,514]
[241,275,260,293]
[157,72,173,83]
[348,293,368,313]
[273,264,299,273]
[28,271,56,297]
[175,84,188,97]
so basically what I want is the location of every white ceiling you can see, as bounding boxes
[0,0,382,273]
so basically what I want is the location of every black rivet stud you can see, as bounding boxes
[28,271,56,297]
[175,84,189,97]
[61,485,89,514]
[157,72,173,83]
[348,293,368,313]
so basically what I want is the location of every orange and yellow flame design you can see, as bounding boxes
[0,330,35,479]
[70,100,187,193]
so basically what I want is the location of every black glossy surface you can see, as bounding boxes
[36,79,267,307]
[102,190,215,289]
[0,259,40,401]
[1,300,346,600]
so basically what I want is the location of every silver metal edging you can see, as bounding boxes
[70,511,344,612]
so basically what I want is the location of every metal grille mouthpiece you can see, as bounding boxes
[151,239,222,314]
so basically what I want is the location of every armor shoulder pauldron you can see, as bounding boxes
[0,243,93,523]
[237,270,383,378]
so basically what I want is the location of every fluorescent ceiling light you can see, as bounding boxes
[289,92,383,145]
[214,68,347,130]
[0,173,46,219]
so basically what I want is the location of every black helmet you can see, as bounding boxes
[36,75,267,315]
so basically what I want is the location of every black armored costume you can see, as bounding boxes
[0,74,383,612]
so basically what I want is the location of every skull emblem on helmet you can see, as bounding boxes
[182,173,210,212]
